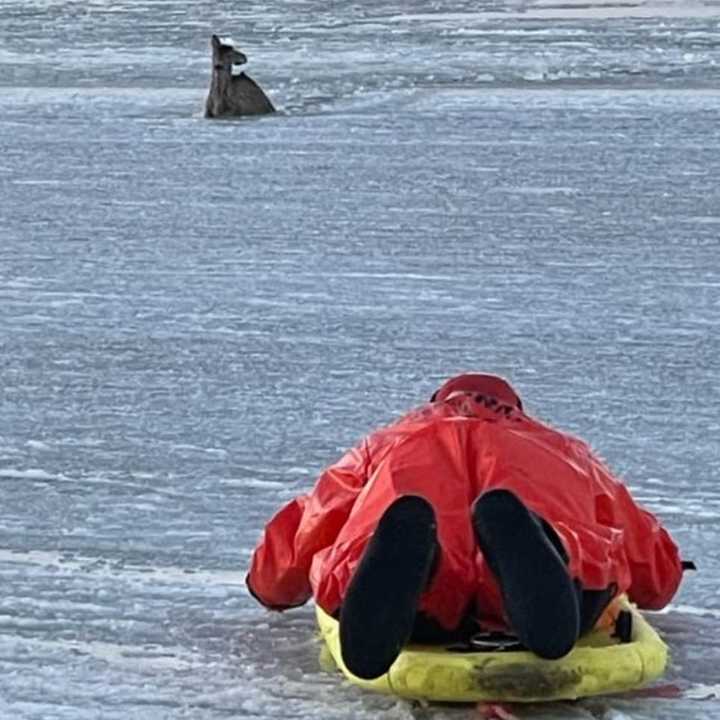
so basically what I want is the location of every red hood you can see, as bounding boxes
[432,373,522,409]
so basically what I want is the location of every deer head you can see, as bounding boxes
[211,34,248,70]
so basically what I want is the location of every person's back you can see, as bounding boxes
[247,373,685,678]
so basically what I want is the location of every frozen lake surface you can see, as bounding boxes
[1,1,719,718]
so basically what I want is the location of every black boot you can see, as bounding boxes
[472,489,579,659]
[339,495,437,680]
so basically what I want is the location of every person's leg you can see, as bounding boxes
[410,608,477,644]
[538,515,623,637]
[339,495,438,679]
[538,518,617,636]
[577,585,617,635]
[471,489,580,659]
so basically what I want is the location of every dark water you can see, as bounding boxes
[1,1,719,718]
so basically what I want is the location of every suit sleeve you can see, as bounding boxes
[246,444,369,610]
[607,483,683,609]
[591,455,683,610]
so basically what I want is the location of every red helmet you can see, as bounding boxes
[431,373,522,410]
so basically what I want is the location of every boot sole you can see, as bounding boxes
[339,495,437,679]
[472,489,579,659]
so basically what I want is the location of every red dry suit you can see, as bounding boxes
[246,376,683,631]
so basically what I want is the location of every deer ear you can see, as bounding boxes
[211,34,221,49]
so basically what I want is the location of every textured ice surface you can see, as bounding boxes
[1,1,719,718]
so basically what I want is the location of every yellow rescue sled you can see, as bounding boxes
[316,598,668,703]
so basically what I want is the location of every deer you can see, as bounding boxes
[205,35,275,118]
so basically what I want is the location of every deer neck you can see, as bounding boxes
[211,64,233,96]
